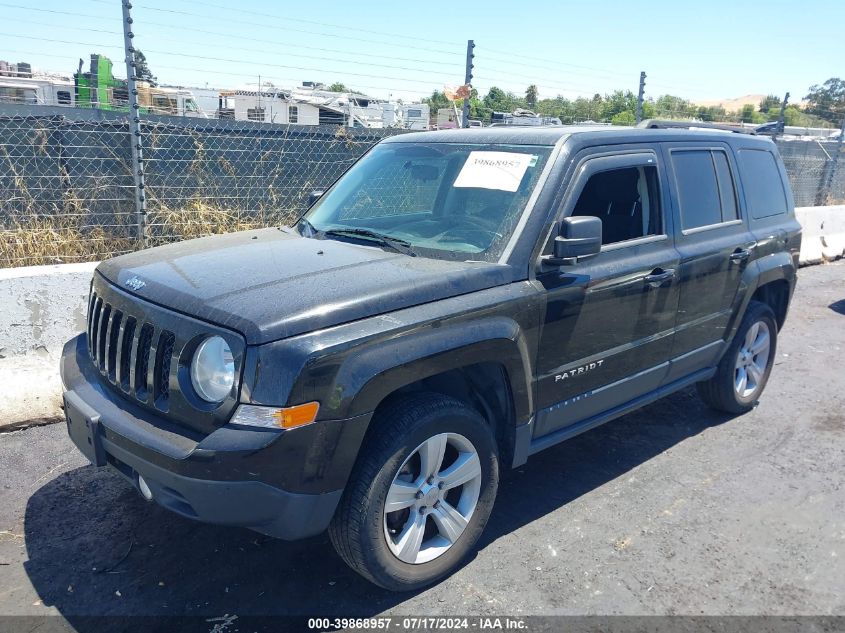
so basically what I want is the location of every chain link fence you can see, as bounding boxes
[777,138,845,207]
[1,103,843,268]
[0,104,406,267]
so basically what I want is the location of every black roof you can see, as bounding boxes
[382,124,776,148]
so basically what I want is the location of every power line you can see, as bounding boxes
[477,46,705,93]
[138,21,464,69]
[5,16,464,73]
[0,2,117,21]
[129,3,464,58]
[0,33,458,86]
[146,0,458,47]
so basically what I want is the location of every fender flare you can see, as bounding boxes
[727,251,796,342]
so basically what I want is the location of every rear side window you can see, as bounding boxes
[736,149,788,218]
[671,149,738,230]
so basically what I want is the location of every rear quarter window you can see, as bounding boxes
[736,149,788,219]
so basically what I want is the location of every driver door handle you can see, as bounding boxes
[644,268,675,287]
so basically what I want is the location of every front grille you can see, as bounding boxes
[84,275,244,435]
[154,331,175,404]
[87,290,175,410]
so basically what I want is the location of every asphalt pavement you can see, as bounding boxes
[0,261,843,628]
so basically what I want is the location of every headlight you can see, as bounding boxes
[190,336,234,402]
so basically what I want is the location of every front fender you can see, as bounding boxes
[331,317,534,421]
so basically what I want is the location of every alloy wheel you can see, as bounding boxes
[383,432,482,565]
[734,320,771,398]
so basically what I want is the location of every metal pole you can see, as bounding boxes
[636,71,646,124]
[822,114,845,204]
[774,92,789,140]
[121,1,147,248]
[462,40,474,128]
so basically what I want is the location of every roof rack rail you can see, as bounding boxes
[637,119,757,135]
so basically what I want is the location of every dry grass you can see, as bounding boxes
[0,214,136,268]
[0,201,300,268]
[145,200,266,247]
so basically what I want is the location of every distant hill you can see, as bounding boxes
[692,94,806,112]
[692,94,767,111]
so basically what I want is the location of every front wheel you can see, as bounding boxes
[329,393,499,591]
[697,300,778,414]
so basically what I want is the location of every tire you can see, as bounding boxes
[329,393,499,591]
[697,300,778,414]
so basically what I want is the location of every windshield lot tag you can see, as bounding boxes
[453,151,536,192]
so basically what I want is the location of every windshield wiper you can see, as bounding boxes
[323,228,416,257]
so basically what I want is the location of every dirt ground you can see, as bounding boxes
[0,262,843,628]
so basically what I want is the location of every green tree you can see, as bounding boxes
[804,78,845,124]
[422,90,451,113]
[759,94,782,114]
[653,94,693,119]
[610,111,636,126]
[328,82,349,92]
[695,105,727,122]
[783,105,803,126]
[525,84,538,110]
[569,95,603,122]
[483,86,523,113]
[740,104,755,123]
[601,90,637,121]
[134,50,156,86]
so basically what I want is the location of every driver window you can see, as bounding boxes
[571,166,662,245]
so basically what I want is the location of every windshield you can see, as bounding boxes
[300,142,553,261]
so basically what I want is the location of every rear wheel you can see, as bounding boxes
[329,393,498,591]
[697,300,777,414]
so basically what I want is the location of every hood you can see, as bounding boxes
[96,228,512,344]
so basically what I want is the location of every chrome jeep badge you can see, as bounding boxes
[125,276,146,291]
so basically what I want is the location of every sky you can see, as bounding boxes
[2,0,843,107]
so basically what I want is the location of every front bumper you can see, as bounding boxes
[60,334,370,540]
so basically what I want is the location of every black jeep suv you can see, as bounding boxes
[62,126,801,590]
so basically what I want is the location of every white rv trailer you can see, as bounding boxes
[215,83,430,129]
[0,73,75,107]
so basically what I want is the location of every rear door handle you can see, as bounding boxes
[730,248,751,263]
[644,268,675,286]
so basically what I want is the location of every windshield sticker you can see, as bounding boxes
[453,152,537,192]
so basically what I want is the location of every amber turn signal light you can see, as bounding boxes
[273,401,320,429]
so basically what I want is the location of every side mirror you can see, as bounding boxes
[307,190,325,207]
[546,216,602,265]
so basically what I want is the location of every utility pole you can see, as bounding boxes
[820,113,845,205]
[121,0,147,248]
[774,92,790,140]
[462,40,474,128]
[636,71,646,124]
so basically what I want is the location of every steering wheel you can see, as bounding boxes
[444,215,503,246]
[445,215,503,241]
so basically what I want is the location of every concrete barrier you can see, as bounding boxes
[0,261,97,358]
[0,262,96,429]
[796,205,845,265]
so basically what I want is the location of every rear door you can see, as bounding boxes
[533,148,680,437]
[661,142,756,380]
